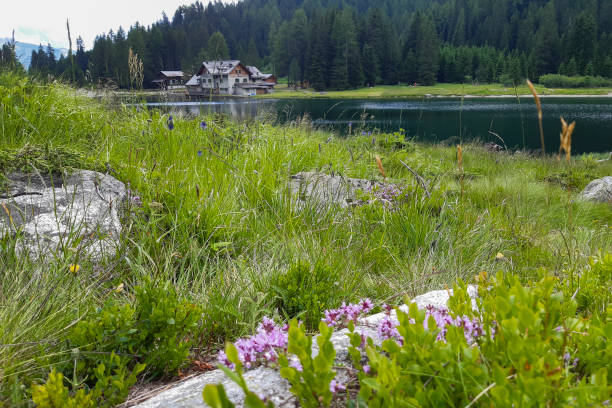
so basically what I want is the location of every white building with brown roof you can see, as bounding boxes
[187,60,276,96]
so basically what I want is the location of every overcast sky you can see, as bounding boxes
[2,0,232,49]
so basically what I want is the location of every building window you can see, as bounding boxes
[243,78,248,82]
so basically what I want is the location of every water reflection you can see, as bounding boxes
[134,96,612,154]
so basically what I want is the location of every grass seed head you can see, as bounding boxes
[375,155,386,179]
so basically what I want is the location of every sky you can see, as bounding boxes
[1,0,232,50]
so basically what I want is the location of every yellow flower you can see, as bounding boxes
[69,264,80,274]
[115,283,124,293]
[495,252,505,260]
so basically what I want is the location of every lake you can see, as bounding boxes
[139,96,612,154]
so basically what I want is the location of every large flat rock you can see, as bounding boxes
[580,176,612,205]
[0,170,126,260]
[133,286,476,408]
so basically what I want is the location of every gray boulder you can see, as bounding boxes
[0,170,127,260]
[580,176,612,205]
[132,286,477,408]
[290,171,381,208]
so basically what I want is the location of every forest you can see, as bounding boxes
[24,0,612,90]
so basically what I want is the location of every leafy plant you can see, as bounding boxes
[278,321,338,407]
[203,342,274,408]
[31,354,144,408]
[70,279,202,379]
[271,260,339,330]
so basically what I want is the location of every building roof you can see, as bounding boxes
[185,74,199,86]
[198,60,251,76]
[159,71,184,78]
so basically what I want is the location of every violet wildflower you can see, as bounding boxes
[363,364,371,374]
[200,120,207,129]
[378,315,402,342]
[329,379,346,394]
[217,316,289,368]
[289,359,303,372]
[167,115,174,130]
[362,131,366,135]
[360,298,374,314]
[130,195,142,207]
[197,150,203,157]
[218,350,234,369]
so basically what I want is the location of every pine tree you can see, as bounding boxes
[207,31,230,60]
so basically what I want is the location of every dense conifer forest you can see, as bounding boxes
[24,0,612,89]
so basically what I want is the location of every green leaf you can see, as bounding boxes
[202,384,235,408]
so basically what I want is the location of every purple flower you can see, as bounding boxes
[363,364,371,374]
[360,298,374,314]
[378,315,402,342]
[197,150,203,157]
[167,115,174,130]
[217,317,289,368]
[329,379,346,394]
[362,131,366,135]
[200,121,207,129]
[130,195,142,207]
[218,350,234,369]
[289,359,303,372]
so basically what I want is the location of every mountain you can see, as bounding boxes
[1,38,68,69]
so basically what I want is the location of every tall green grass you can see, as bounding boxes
[1,71,611,404]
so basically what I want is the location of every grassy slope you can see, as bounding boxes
[262,83,612,99]
[1,72,611,403]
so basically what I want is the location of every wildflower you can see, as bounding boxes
[495,252,505,260]
[378,315,401,342]
[218,350,234,369]
[197,150,203,157]
[359,298,374,314]
[131,195,142,207]
[329,379,346,394]
[289,359,303,372]
[362,364,371,374]
[362,131,366,135]
[115,283,124,293]
[69,264,80,274]
[200,120,207,130]
[167,115,174,130]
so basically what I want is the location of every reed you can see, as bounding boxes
[559,117,575,164]
[526,79,546,155]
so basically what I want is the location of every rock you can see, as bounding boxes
[133,286,477,408]
[0,170,127,260]
[580,176,612,205]
[289,171,382,208]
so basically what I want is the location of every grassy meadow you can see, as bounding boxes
[1,72,611,405]
[263,82,612,98]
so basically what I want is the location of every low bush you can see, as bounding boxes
[70,279,202,379]
[539,74,612,88]
[271,260,341,330]
[211,255,612,407]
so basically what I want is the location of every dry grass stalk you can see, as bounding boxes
[375,155,386,180]
[456,145,463,172]
[559,117,575,164]
[526,79,546,155]
[128,48,144,90]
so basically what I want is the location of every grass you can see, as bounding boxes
[1,71,611,405]
[261,83,612,99]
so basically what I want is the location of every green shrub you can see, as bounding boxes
[31,354,144,408]
[271,260,340,330]
[70,279,202,379]
[213,259,612,407]
[539,74,612,88]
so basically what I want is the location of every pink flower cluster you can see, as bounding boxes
[322,299,374,327]
[376,305,484,344]
[218,316,289,368]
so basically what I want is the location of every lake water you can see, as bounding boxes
[139,96,612,154]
